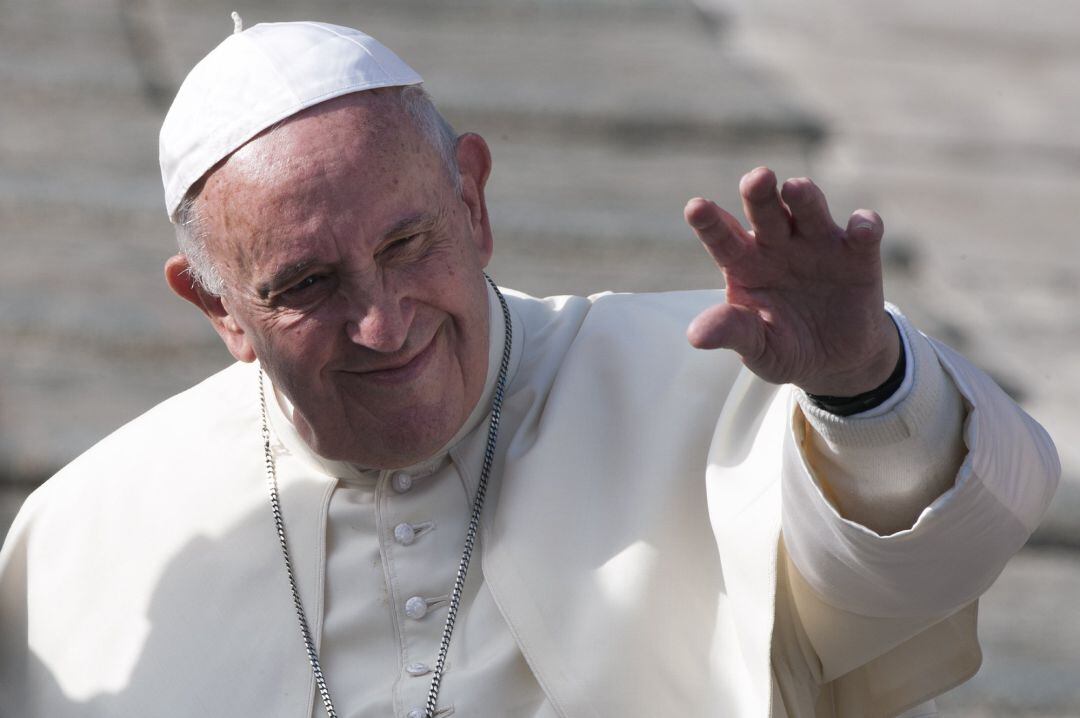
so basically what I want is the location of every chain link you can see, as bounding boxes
[260,275,513,718]
[424,276,513,718]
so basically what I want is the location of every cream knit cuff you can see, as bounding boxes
[794,307,956,450]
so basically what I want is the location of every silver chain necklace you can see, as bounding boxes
[260,276,513,718]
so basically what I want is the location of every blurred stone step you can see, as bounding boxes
[935,546,1080,715]
[157,2,824,146]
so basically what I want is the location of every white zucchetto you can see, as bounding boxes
[159,20,423,221]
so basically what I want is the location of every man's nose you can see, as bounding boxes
[345,294,414,353]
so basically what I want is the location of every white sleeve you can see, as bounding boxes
[781,308,1060,619]
[793,308,966,536]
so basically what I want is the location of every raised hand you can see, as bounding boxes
[684,167,900,398]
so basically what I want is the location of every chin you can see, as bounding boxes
[309,404,462,469]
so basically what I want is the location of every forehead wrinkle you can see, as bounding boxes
[222,150,344,281]
[383,208,446,240]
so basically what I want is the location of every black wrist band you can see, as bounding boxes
[806,322,906,417]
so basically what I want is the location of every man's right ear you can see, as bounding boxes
[164,254,256,363]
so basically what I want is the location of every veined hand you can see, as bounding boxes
[685,167,900,398]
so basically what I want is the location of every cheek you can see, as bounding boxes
[445,277,491,357]
[250,314,339,382]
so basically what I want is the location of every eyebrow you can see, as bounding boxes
[381,212,440,243]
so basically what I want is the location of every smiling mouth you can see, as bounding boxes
[348,329,441,385]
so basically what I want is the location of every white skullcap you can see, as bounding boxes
[159,20,423,221]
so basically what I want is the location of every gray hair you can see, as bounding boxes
[174,85,460,296]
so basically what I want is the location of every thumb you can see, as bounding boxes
[845,209,884,249]
[687,303,765,359]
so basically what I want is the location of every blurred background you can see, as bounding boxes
[1,0,1077,714]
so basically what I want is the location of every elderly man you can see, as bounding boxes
[0,19,1059,718]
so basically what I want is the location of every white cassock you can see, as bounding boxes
[0,286,1059,717]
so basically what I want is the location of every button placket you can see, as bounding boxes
[382,462,468,716]
[391,471,414,493]
[404,594,449,621]
[394,520,435,546]
[405,661,431,677]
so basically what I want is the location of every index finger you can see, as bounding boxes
[685,197,751,267]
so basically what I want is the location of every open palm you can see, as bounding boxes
[685,167,900,397]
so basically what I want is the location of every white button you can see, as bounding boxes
[406,661,431,676]
[392,472,413,493]
[404,596,428,620]
[394,522,417,545]
[407,709,425,718]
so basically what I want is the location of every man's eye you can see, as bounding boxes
[381,234,424,258]
[283,275,325,296]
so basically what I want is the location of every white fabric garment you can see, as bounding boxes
[291,288,953,718]
[270,289,556,717]
[0,287,1059,718]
